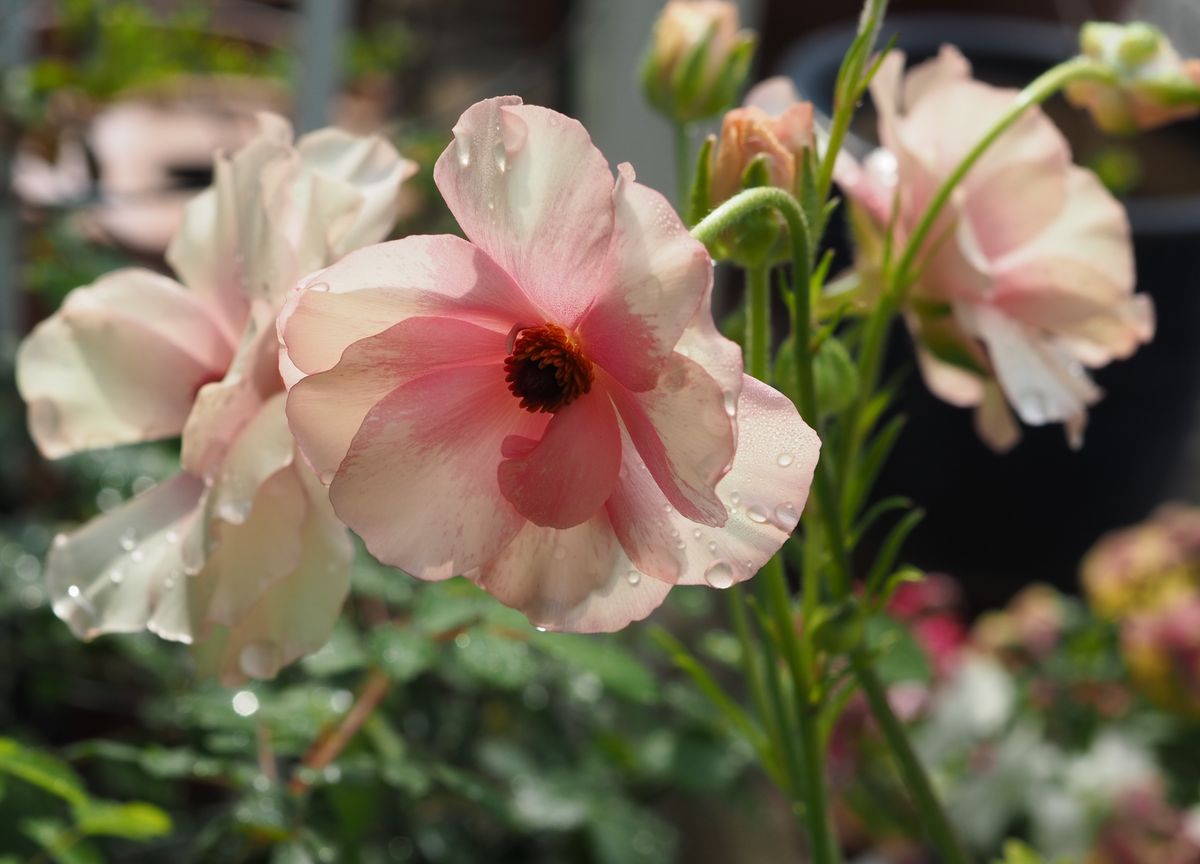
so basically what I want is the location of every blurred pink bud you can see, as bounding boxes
[1121,596,1200,718]
[642,1,755,124]
[1067,22,1200,135]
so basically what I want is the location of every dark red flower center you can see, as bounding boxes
[504,323,593,413]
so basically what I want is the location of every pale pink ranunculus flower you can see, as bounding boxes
[279,96,820,632]
[16,113,415,685]
[839,46,1154,451]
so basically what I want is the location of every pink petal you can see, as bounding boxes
[46,472,204,643]
[295,127,417,259]
[166,113,295,335]
[969,305,1100,430]
[206,393,296,528]
[604,353,735,526]
[181,302,282,481]
[578,164,712,391]
[190,463,307,636]
[607,376,819,587]
[433,98,615,326]
[16,269,235,459]
[288,316,508,482]
[279,235,540,381]
[476,512,671,632]
[498,390,622,529]
[192,463,352,685]
[331,364,546,581]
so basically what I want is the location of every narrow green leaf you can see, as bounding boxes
[0,739,88,809]
[75,800,172,840]
[865,509,926,597]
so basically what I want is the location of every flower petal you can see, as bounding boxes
[16,269,234,459]
[578,163,711,391]
[604,353,735,526]
[331,364,545,580]
[287,316,508,481]
[181,301,282,480]
[279,234,539,381]
[498,390,622,529]
[205,393,297,528]
[296,127,417,260]
[970,305,1100,431]
[607,376,818,587]
[433,97,615,325]
[476,513,671,632]
[192,463,352,686]
[45,472,204,643]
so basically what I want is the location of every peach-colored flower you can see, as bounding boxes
[1067,22,1200,135]
[839,46,1153,451]
[643,1,754,124]
[16,113,415,685]
[279,96,819,632]
[711,76,815,203]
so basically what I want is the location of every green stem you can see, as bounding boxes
[816,0,890,208]
[745,265,771,387]
[889,56,1112,297]
[674,121,692,207]
[851,653,973,864]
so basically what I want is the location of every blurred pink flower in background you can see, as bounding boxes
[888,573,966,677]
[1086,781,1200,864]
[1121,596,1200,718]
[279,96,819,632]
[16,113,415,685]
[840,46,1153,451]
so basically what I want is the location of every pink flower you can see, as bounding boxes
[17,113,415,684]
[279,96,819,631]
[840,46,1153,450]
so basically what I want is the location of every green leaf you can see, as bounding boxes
[813,336,860,417]
[411,578,492,634]
[865,615,931,685]
[21,820,101,864]
[301,620,368,678]
[688,135,715,228]
[75,800,172,840]
[865,508,925,597]
[368,624,439,683]
[0,739,87,809]
[534,633,657,704]
[454,628,538,690]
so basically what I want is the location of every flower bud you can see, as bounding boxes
[710,77,815,203]
[642,1,756,124]
[1066,21,1200,134]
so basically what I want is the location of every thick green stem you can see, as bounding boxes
[745,265,771,386]
[674,122,693,207]
[851,654,974,864]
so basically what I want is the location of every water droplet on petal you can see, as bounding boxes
[552,546,567,561]
[318,469,336,485]
[1016,390,1050,424]
[456,136,472,168]
[52,534,68,550]
[67,584,81,599]
[723,391,737,417]
[774,504,800,531]
[492,138,508,173]
[119,529,137,552]
[777,453,794,467]
[746,505,769,524]
[692,528,703,540]
[626,570,641,586]
[109,570,123,585]
[129,548,144,564]
[239,642,281,679]
[704,560,735,589]
[164,530,179,545]
[308,281,330,293]
[675,538,686,549]
[730,491,741,505]
[707,541,718,554]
